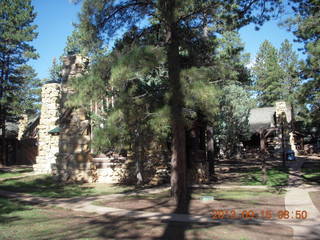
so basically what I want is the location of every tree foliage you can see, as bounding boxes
[71,0,283,207]
[278,39,300,105]
[287,0,320,133]
[49,58,63,83]
[216,84,255,157]
[252,40,284,106]
[252,39,301,107]
[0,0,39,164]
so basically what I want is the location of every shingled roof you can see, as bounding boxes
[0,122,19,139]
[248,107,276,133]
[248,105,292,133]
[23,115,40,139]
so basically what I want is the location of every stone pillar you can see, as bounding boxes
[275,101,291,162]
[33,83,61,174]
[289,132,298,155]
[55,55,93,182]
[18,114,28,140]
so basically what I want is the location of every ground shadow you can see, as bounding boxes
[155,187,192,240]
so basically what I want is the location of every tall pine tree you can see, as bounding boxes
[252,40,284,106]
[252,39,301,108]
[0,0,38,165]
[74,0,282,210]
[278,39,300,128]
[288,0,320,134]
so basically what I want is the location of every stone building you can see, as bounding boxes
[247,101,300,156]
[30,54,220,184]
[33,83,61,174]
[32,55,128,183]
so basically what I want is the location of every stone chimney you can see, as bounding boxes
[33,83,61,174]
[18,114,28,140]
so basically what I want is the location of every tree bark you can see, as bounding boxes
[207,126,215,178]
[0,118,5,166]
[168,35,187,211]
[134,129,144,185]
[290,102,295,132]
[259,129,266,152]
[259,129,267,184]
[162,0,187,212]
[261,154,267,185]
[0,57,5,166]
[281,120,286,167]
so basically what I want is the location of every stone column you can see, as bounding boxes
[289,132,298,155]
[275,101,291,163]
[18,114,28,140]
[33,83,61,174]
[56,55,93,182]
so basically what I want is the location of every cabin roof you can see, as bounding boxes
[0,122,18,138]
[248,107,276,133]
[248,105,292,133]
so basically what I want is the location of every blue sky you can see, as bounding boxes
[30,0,81,79]
[30,0,305,80]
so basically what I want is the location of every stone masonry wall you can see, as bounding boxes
[18,114,28,140]
[55,55,94,182]
[34,55,135,184]
[33,83,61,174]
[56,106,94,182]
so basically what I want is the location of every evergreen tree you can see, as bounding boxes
[212,32,253,157]
[217,84,255,157]
[49,58,63,83]
[288,0,320,134]
[63,27,91,56]
[17,65,42,115]
[278,39,300,103]
[278,39,301,128]
[213,31,251,86]
[0,0,38,165]
[253,39,301,117]
[252,40,284,106]
[64,29,82,56]
[74,0,282,209]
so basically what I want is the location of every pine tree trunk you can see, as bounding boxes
[163,0,187,212]
[135,133,144,185]
[259,130,267,184]
[207,126,215,178]
[290,102,295,131]
[259,130,266,152]
[0,65,5,166]
[0,117,5,166]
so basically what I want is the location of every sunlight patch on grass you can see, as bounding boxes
[0,197,31,216]
[0,198,102,240]
[0,168,33,179]
[119,190,171,200]
[302,168,320,180]
[0,175,134,198]
[242,167,289,187]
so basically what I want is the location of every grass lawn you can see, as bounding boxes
[0,197,293,240]
[0,197,103,240]
[0,175,134,198]
[0,168,33,179]
[242,167,289,187]
[302,168,320,184]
